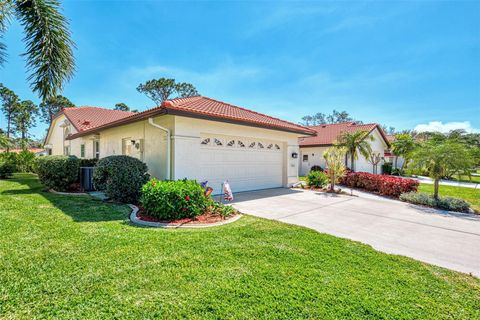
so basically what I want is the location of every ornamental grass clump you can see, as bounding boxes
[306,170,329,188]
[141,179,211,220]
[400,192,471,212]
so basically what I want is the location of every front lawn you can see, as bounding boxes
[451,174,480,184]
[1,174,479,319]
[418,183,480,212]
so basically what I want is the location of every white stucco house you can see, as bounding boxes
[298,122,390,176]
[45,96,315,194]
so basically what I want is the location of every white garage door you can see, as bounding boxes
[198,135,284,194]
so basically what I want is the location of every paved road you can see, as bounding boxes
[232,188,480,277]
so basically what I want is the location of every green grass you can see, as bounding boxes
[1,174,479,319]
[450,174,480,184]
[418,183,480,212]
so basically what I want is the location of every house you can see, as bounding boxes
[44,96,316,193]
[298,122,390,175]
[384,134,405,169]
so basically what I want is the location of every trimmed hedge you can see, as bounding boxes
[0,151,36,173]
[340,172,418,198]
[400,192,470,212]
[0,160,14,179]
[36,155,80,191]
[93,155,149,203]
[307,170,329,188]
[79,158,98,167]
[140,178,210,220]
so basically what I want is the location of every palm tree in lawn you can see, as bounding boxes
[0,0,75,100]
[336,130,373,172]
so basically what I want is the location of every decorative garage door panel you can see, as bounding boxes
[199,136,283,193]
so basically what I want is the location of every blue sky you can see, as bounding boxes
[1,0,479,139]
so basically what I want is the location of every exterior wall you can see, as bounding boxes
[47,115,173,180]
[172,116,301,187]
[299,146,329,176]
[299,128,389,175]
[45,115,79,155]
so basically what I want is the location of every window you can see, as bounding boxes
[275,144,281,150]
[226,140,235,147]
[267,143,273,149]
[63,146,70,156]
[248,142,256,148]
[258,142,264,149]
[303,154,308,162]
[94,140,100,159]
[80,144,85,158]
[201,138,210,145]
[237,140,245,148]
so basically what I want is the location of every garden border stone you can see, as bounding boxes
[128,204,243,228]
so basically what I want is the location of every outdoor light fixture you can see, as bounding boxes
[291,152,298,159]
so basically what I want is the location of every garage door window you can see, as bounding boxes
[200,135,281,152]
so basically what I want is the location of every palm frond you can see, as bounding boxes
[15,0,75,100]
[0,0,14,66]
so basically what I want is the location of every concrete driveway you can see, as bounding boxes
[231,188,480,277]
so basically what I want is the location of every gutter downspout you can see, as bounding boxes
[148,118,171,180]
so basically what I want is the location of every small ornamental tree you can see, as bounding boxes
[324,146,347,192]
[367,152,382,174]
[409,139,473,199]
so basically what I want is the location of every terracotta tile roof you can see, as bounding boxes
[61,107,135,132]
[386,134,396,142]
[0,148,46,154]
[161,96,315,135]
[299,122,389,147]
[67,96,315,139]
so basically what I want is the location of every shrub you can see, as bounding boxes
[211,201,238,218]
[400,192,470,212]
[0,159,15,179]
[16,150,36,172]
[141,178,210,220]
[36,155,80,191]
[93,155,149,203]
[340,172,418,198]
[307,170,329,188]
[391,168,402,176]
[382,162,392,175]
[310,165,323,172]
[79,158,98,167]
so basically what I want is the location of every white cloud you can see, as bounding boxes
[414,121,479,133]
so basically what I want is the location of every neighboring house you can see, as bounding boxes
[298,122,390,176]
[384,134,405,169]
[45,96,315,193]
[0,148,48,156]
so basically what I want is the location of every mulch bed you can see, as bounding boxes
[136,207,237,225]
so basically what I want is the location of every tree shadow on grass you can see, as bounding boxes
[1,174,130,223]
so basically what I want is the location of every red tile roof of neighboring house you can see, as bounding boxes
[61,107,135,132]
[66,96,315,139]
[299,122,389,147]
[0,148,46,154]
[386,134,396,142]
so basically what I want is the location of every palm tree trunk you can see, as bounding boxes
[434,179,439,200]
[6,114,11,152]
[394,157,398,169]
[350,151,355,172]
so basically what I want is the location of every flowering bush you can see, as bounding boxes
[340,172,418,198]
[140,178,210,220]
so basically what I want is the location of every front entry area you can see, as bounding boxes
[198,135,284,193]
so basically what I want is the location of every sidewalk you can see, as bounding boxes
[410,175,479,189]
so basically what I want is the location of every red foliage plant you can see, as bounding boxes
[340,172,419,198]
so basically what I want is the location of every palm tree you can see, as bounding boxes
[391,133,416,172]
[0,0,75,100]
[336,130,373,172]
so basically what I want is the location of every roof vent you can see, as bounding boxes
[82,120,91,126]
